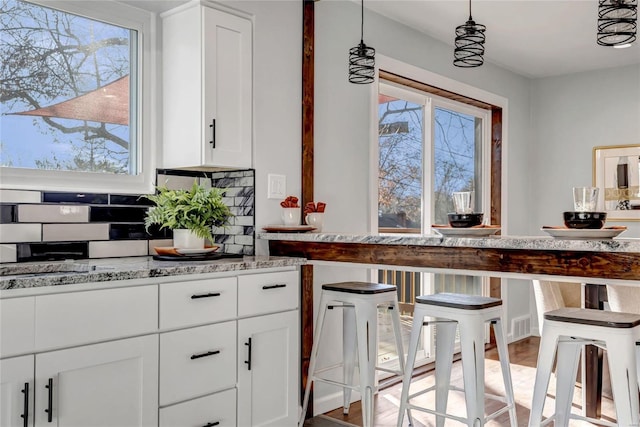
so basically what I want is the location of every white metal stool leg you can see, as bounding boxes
[528,325,560,427]
[459,317,487,426]
[553,339,582,426]
[605,334,640,426]
[492,318,518,426]
[354,300,378,427]
[397,307,425,427]
[435,320,457,427]
[343,307,357,415]
[299,292,331,427]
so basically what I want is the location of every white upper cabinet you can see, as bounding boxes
[162,3,252,169]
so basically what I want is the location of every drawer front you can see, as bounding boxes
[0,297,35,358]
[159,388,236,427]
[34,285,157,351]
[159,321,236,406]
[238,271,298,317]
[160,277,236,329]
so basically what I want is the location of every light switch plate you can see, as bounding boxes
[267,174,286,199]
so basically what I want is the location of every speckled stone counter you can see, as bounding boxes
[0,256,306,290]
[257,231,640,253]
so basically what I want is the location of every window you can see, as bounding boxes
[376,80,492,368]
[0,0,155,194]
[377,82,490,232]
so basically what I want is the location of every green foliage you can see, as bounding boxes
[144,182,233,242]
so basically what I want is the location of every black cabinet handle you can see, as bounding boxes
[244,337,252,371]
[209,119,216,148]
[191,292,221,299]
[21,382,29,427]
[202,422,220,427]
[45,378,53,422]
[262,284,286,290]
[190,350,221,360]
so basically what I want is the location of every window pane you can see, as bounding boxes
[378,94,423,232]
[433,107,483,224]
[0,0,136,175]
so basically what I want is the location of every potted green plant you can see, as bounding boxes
[144,181,233,249]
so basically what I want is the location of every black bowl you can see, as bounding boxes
[448,212,483,228]
[563,211,607,229]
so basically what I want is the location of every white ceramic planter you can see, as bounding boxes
[172,229,205,249]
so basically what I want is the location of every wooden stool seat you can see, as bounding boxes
[544,307,640,328]
[416,292,502,310]
[321,281,397,294]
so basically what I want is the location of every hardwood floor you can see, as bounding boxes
[317,337,617,426]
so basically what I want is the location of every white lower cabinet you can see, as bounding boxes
[0,355,34,427]
[34,335,158,427]
[237,310,299,427]
[0,268,300,427]
[159,388,236,427]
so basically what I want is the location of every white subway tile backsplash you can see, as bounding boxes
[0,190,41,203]
[89,240,147,258]
[0,224,41,243]
[235,216,253,226]
[43,224,109,241]
[0,245,17,263]
[234,235,253,246]
[18,205,89,223]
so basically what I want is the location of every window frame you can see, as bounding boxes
[0,0,157,194]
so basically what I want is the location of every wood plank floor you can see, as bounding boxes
[317,337,617,426]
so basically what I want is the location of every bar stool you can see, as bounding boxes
[397,293,517,427]
[299,282,406,427]
[529,308,640,427]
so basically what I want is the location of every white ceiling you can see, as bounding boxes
[363,0,640,78]
[120,0,639,79]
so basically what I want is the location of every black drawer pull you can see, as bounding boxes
[262,284,286,290]
[209,119,216,148]
[202,422,220,427]
[244,337,252,371]
[21,382,29,427]
[45,378,53,422]
[190,350,221,360]
[191,292,221,299]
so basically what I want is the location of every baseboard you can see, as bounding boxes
[313,390,362,416]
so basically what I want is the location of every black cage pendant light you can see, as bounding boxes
[597,0,637,48]
[348,0,375,84]
[453,0,486,68]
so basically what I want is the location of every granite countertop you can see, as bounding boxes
[257,231,640,253]
[0,256,307,291]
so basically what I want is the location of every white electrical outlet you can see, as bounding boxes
[267,174,286,199]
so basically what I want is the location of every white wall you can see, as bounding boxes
[530,64,640,235]
[219,1,303,256]
[528,64,640,332]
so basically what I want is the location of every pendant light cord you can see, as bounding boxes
[360,0,365,44]
[468,0,473,20]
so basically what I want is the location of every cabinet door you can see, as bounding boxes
[34,335,158,427]
[238,310,299,427]
[202,7,252,168]
[0,355,33,427]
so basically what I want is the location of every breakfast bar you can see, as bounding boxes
[259,231,640,419]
